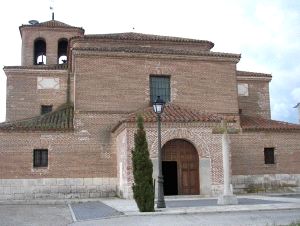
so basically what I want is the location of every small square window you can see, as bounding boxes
[33,149,48,167]
[41,105,53,115]
[264,148,275,164]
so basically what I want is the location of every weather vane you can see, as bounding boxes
[50,0,55,20]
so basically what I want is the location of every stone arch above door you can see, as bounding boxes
[149,127,214,158]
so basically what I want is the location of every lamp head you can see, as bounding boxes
[153,96,165,114]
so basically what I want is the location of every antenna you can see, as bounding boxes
[50,0,55,20]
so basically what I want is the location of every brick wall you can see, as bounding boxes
[20,28,83,66]
[231,132,300,175]
[5,69,68,121]
[0,113,124,179]
[237,78,271,119]
[74,54,239,115]
[115,122,225,198]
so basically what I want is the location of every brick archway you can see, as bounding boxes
[162,139,200,195]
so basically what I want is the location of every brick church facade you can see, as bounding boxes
[0,19,299,200]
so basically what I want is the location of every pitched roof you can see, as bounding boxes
[124,104,236,123]
[4,64,68,71]
[237,70,272,78]
[22,19,78,28]
[0,104,74,132]
[19,20,84,33]
[83,32,214,47]
[240,115,300,131]
[73,46,240,59]
[294,103,300,108]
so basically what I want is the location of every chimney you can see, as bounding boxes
[294,103,300,124]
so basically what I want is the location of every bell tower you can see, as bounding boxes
[19,19,84,66]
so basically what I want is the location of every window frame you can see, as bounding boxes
[41,105,53,115]
[264,147,275,165]
[33,149,48,168]
[149,75,171,104]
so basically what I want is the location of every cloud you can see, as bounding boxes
[291,88,300,103]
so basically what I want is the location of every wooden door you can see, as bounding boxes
[162,139,199,195]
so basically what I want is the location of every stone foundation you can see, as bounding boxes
[0,177,117,200]
[232,174,300,194]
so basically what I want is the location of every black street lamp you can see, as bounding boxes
[152,96,166,208]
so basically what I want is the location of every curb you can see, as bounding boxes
[121,203,300,217]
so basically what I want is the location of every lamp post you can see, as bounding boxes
[153,96,166,208]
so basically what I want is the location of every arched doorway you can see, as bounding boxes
[162,139,199,195]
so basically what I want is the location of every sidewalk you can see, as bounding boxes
[101,194,300,216]
[0,193,299,226]
[66,193,300,222]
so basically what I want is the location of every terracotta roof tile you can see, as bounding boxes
[83,32,214,47]
[237,70,272,78]
[0,104,74,132]
[240,115,300,131]
[19,20,84,34]
[125,104,236,123]
[21,20,82,29]
[73,46,240,59]
[4,64,68,71]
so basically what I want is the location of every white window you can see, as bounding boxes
[238,83,249,96]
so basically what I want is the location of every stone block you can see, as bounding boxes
[83,178,93,186]
[0,194,13,200]
[3,187,11,195]
[59,186,72,194]
[88,185,98,193]
[56,178,66,186]
[50,186,60,193]
[217,195,238,205]
[10,186,22,194]
[44,178,57,186]
[75,186,86,193]
[65,178,83,186]
[89,192,101,198]
[93,178,102,185]
[65,193,80,199]
[80,193,89,199]
[14,193,25,200]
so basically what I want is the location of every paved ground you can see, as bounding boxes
[70,209,300,226]
[165,197,286,208]
[0,194,299,226]
[70,201,123,221]
[0,204,72,226]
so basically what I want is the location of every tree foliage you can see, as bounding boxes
[132,115,155,212]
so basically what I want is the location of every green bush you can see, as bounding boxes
[132,115,155,212]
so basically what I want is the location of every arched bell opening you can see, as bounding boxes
[57,38,68,64]
[162,139,200,195]
[34,38,47,65]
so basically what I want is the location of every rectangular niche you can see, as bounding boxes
[37,77,60,89]
[237,83,249,96]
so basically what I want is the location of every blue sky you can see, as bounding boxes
[0,0,299,123]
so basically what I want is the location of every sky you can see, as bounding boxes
[0,0,299,123]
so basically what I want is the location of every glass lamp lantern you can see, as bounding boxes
[153,96,165,114]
